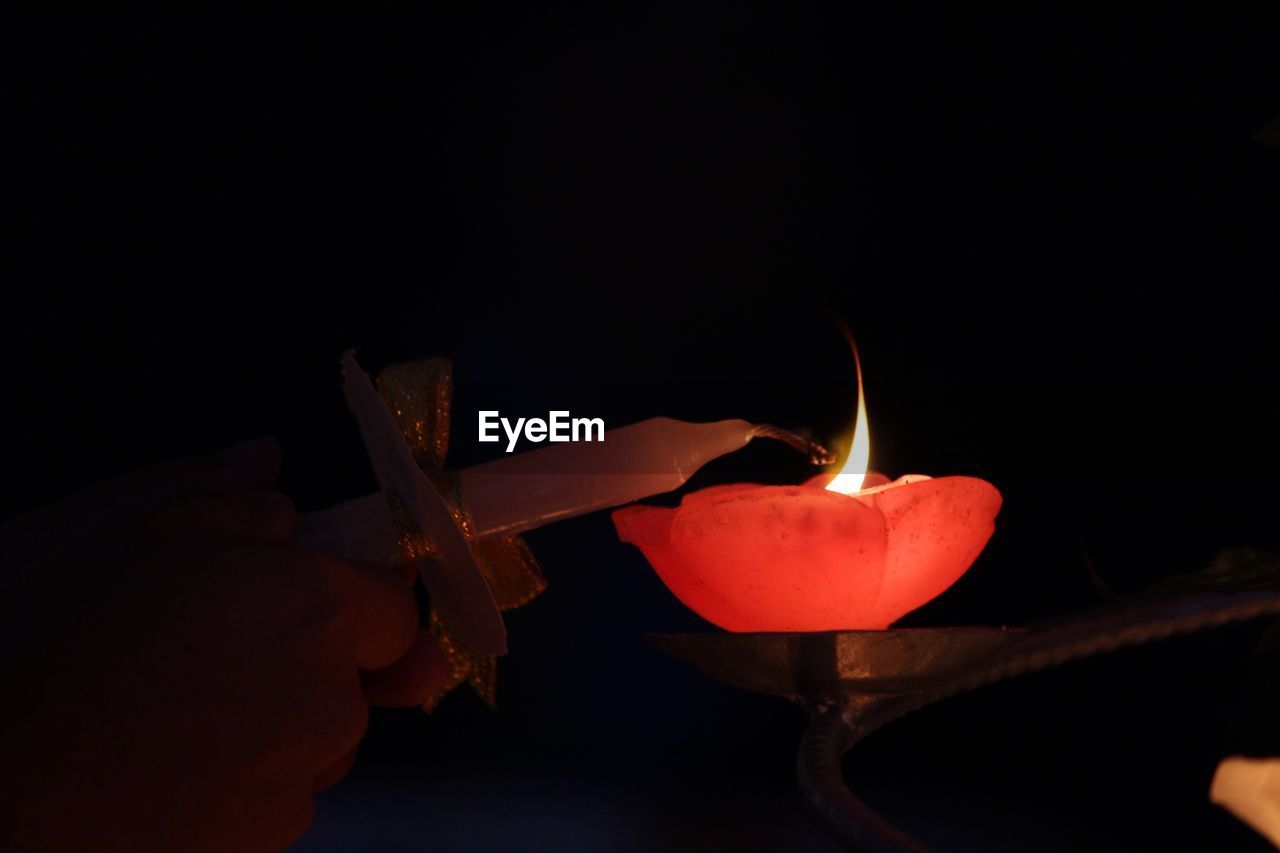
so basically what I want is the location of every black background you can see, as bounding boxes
[7,7,1280,851]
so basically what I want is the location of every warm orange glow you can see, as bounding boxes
[612,328,1004,633]
[826,338,870,495]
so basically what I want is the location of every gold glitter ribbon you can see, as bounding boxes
[376,358,547,710]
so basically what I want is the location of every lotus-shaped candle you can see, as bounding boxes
[612,344,1002,631]
[613,473,1001,631]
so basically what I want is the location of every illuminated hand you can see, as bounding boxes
[0,438,445,852]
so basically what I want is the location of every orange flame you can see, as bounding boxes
[825,329,870,495]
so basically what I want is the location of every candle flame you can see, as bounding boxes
[825,331,870,495]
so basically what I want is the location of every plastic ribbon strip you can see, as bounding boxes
[376,358,547,709]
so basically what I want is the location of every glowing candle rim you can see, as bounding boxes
[614,472,1003,632]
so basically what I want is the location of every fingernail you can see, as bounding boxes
[216,437,281,483]
[250,491,297,542]
[248,490,294,512]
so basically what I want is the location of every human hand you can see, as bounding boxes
[0,438,445,852]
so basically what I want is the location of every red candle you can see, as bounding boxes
[612,353,1002,632]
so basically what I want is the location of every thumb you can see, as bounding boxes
[1,437,284,584]
[210,436,284,492]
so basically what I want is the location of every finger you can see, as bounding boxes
[127,492,297,544]
[212,437,284,492]
[361,629,449,708]
[352,558,416,588]
[1,437,283,574]
[313,746,360,792]
[333,559,420,671]
[79,437,284,516]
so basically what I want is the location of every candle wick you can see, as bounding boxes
[750,424,837,466]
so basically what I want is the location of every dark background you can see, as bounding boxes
[8,7,1280,851]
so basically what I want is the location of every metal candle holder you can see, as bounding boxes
[650,590,1280,851]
